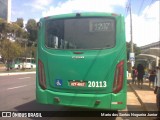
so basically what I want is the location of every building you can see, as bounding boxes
[0,0,11,23]
[141,41,160,52]
[136,41,160,69]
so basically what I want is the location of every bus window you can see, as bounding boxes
[45,18,116,50]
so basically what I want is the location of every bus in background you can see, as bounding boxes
[8,57,36,69]
[36,12,127,110]
[8,57,22,69]
[22,57,36,69]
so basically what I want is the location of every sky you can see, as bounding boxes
[11,0,160,47]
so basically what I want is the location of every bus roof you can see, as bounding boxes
[40,12,121,21]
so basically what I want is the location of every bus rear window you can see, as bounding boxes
[45,17,116,49]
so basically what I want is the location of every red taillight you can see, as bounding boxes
[38,59,46,90]
[111,13,119,16]
[113,60,124,93]
[73,52,84,54]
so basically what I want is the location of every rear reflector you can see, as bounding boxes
[113,60,124,93]
[38,59,46,90]
[112,102,123,104]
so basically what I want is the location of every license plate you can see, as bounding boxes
[70,81,86,87]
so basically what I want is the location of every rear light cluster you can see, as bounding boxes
[113,60,124,94]
[38,59,47,90]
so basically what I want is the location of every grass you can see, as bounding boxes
[0,63,36,73]
[0,63,5,67]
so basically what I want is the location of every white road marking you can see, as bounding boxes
[7,85,28,90]
[18,77,31,79]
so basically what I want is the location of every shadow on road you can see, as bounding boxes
[14,100,117,120]
[131,84,154,91]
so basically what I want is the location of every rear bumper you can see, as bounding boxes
[36,88,126,110]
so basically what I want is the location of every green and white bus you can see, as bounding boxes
[36,12,127,110]
[8,57,36,69]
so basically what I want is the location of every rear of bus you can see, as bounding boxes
[36,12,127,110]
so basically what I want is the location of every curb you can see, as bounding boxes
[0,71,36,76]
[129,83,159,120]
[129,83,148,111]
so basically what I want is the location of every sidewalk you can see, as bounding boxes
[0,71,36,76]
[0,66,36,76]
[128,77,158,111]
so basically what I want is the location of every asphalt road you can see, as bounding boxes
[0,74,149,120]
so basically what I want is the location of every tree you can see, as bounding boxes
[0,18,8,39]
[26,19,37,46]
[16,18,24,28]
[0,40,23,70]
[0,18,37,71]
[22,46,36,58]
[0,19,25,67]
[126,42,141,61]
[0,18,24,40]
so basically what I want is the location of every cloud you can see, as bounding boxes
[40,0,159,47]
[142,0,159,21]
[42,0,127,17]
[24,0,52,10]
[12,10,24,17]
[125,1,159,47]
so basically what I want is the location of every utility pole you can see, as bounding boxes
[129,1,135,67]
[130,1,133,53]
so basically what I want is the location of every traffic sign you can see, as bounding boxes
[130,53,135,61]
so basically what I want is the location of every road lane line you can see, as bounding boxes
[18,77,31,79]
[7,85,28,90]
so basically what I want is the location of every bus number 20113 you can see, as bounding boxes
[88,81,107,88]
